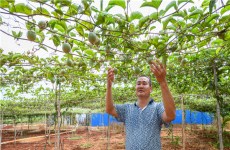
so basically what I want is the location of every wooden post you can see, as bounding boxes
[213,62,223,150]
[106,114,110,150]
[0,111,3,150]
[181,95,185,150]
[27,115,29,130]
[57,82,61,150]
[13,118,16,145]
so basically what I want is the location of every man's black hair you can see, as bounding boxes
[137,75,152,87]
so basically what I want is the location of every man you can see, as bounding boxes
[106,60,176,150]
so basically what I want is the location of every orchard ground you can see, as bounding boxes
[1,123,230,150]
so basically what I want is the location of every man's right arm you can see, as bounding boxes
[106,68,118,118]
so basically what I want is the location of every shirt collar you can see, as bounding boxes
[134,98,154,107]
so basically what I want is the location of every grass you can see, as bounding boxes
[80,143,92,148]
[68,135,82,140]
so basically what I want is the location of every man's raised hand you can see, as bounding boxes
[150,60,167,84]
[107,67,115,86]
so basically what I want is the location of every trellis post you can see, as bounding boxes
[213,61,223,150]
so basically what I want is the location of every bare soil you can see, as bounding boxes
[1,124,230,150]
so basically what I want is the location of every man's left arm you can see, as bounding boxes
[159,80,176,123]
[150,60,176,123]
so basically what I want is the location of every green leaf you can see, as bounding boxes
[52,35,60,47]
[17,31,22,38]
[215,47,221,55]
[11,31,22,39]
[69,32,76,37]
[191,27,199,34]
[10,3,32,15]
[76,25,84,37]
[189,9,203,17]
[209,0,216,14]
[12,31,17,37]
[105,5,113,12]
[141,0,162,9]
[59,0,71,6]
[108,0,126,9]
[54,24,65,33]
[127,23,135,33]
[178,0,193,6]
[30,0,49,3]
[149,12,158,20]
[91,6,99,12]
[37,31,45,43]
[225,31,230,40]
[6,0,15,3]
[66,4,79,16]
[56,21,67,32]
[67,25,75,34]
[158,9,165,17]
[227,0,230,5]
[197,40,207,48]
[172,10,186,19]
[201,0,210,8]
[165,1,177,13]
[205,14,219,23]
[49,19,57,29]
[82,7,92,16]
[220,5,230,15]
[80,20,94,30]
[219,15,230,24]
[46,72,54,80]
[0,16,2,25]
[33,7,50,16]
[96,12,105,25]
[82,0,90,9]
[85,49,95,57]
[162,16,176,30]
[0,0,9,8]
[130,11,143,21]
[150,26,156,31]
[55,9,63,16]
[138,16,149,28]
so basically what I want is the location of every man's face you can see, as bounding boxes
[135,77,152,98]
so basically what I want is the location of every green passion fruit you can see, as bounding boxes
[27,30,36,41]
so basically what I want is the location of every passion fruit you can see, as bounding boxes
[38,21,47,30]
[66,59,73,67]
[27,30,36,41]
[88,32,97,44]
[95,37,100,46]
[60,69,65,75]
[62,43,71,53]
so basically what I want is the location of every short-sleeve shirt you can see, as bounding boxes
[114,99,169,150]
